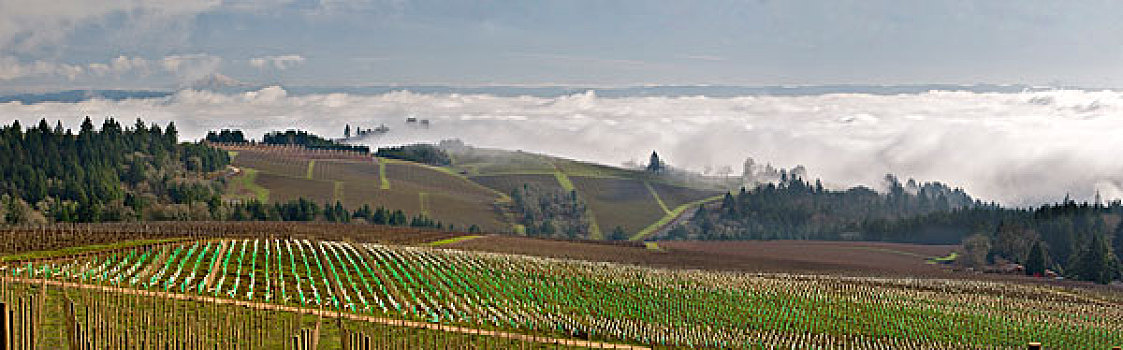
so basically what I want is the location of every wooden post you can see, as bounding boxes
[0,302,9,350]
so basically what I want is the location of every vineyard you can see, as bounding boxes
[2,235,1122,349]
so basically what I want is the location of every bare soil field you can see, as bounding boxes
[311,158,381,183]
[649,182,722,208]
[469,174,565,195]
[448,236,961,277]
[570,176,667,235]
[254,172,335,203]
[230,150,309,178]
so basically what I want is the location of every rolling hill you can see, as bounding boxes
[218,143,724,239]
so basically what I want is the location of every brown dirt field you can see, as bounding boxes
[469,174,565,195]
[570,176,666,235]
[232,151,309,178]
[649,182,722,208]
[312,159,381,183]
[424,192,508,231]
[384,162,498,201]
[447,236,961,278]
[255,172,335,204]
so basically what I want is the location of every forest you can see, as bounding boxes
[507,184,591,239]
[0,117,228,224]
[674,173,1122,284]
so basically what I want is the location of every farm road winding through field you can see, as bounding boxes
[2,276,648,349]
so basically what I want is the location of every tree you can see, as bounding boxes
[609,226,628,241]
[1025,241,1049,276]
[961,234,991,268]
[1071,233,1119,284]
[647,151,663,173]
[1114,221,1123,264]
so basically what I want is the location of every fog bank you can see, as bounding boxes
[3,87,1122,206]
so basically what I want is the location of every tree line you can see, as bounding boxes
[375,144,452,166]
[673,172,1122,284]
[262,130,370,153]
[226,198,478,232]
[0,117,228,224]
[205,129,370,153]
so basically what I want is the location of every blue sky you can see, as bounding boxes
[3,0,1123,91]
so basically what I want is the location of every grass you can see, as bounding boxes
[0,237,189,262]
[379,161,391,189]
[631,194,725,241]
[419,192,430,215]
[552,171,576,192]
[927,252,959,264]
[230,168,270,203]
[425,235,485,247]
[644,182,672,215]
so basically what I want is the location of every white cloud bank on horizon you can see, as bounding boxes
[0,54,221,82]
[2,87,1122,206]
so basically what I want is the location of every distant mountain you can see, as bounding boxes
[185,73,261,93]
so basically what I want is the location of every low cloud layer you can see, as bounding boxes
[3,87,1122,206]
[0,54,220,83]
[249,55,306,71]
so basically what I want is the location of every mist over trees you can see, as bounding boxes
[375,144,452,166]
[679,173,977,241]
[672,169,1123,284]
[262,130,370,153]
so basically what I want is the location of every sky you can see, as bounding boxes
[3,0,1123,90]
[3,1,1123,206]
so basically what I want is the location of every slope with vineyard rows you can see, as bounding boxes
[4,237,1121,349]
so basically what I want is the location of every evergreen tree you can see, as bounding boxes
[1114,221,1123,264]
[647,151,663,173]
[609,226,628,241]
[1025,241,1048,276]
[1071,233,1118,284]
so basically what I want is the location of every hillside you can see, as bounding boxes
[218,143,724,239]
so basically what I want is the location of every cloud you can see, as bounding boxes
[3,88,1123,206]
[86,55,152,77]
[161,54,223,81]
[248,55,307,70]
[0,54,219,82]
[0,56,84,80]
[0,0,223,54]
